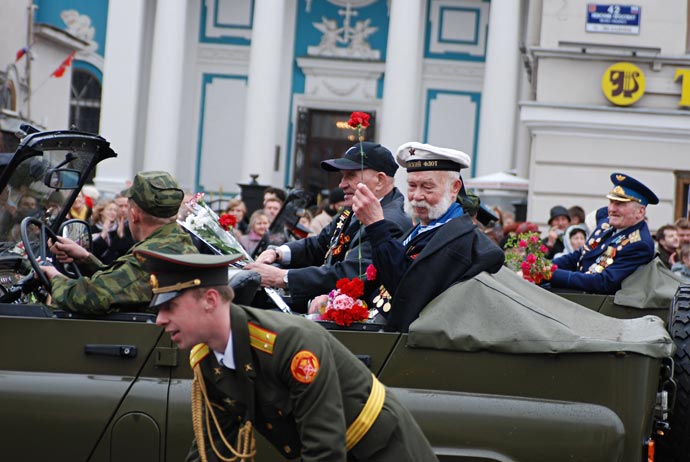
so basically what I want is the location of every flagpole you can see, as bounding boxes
[26,0,35,120]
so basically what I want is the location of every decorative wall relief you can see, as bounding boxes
[308,1,381,60]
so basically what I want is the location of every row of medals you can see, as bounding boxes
[586,223,620,274]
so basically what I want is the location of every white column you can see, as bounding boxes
[96,0,146,193]
[240,1,286,186]
[378,0,425,193]
[475,0,522,176]
[141,0,188,174]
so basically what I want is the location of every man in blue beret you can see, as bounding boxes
[549,172,658,294]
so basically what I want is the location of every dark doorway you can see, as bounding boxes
[293,107,376,198]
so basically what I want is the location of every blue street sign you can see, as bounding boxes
[586,4,641,35]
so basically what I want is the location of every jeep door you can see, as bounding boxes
[0,310,170,461]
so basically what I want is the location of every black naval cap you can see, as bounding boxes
[134,249,243,307]
[606,172,659,206]
[321,142,398,177]
[121,171,185,218]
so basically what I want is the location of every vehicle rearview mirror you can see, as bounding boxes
[44,169,81,189]
[59,219,92,251]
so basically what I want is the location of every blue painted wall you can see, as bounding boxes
[35,0,108,56]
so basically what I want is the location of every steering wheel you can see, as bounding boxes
[20,216,81,289]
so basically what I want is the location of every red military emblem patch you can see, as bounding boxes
[290,350,320,384]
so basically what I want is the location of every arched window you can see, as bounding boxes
[1,79,17,112]
[69,69,101,134]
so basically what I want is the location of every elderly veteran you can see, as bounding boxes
[41,171,198,314]
[351,142,505,333]
[550,172,658,294]
[136,249,437,462]
[246,142,412,312]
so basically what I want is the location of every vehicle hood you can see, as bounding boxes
[408,267,674,358]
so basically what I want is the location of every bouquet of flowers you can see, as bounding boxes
[321,277,370,326]
[503,231,558,284]
[178,193,250,264]
[311,264,378,326]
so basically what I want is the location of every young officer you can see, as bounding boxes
[134,249,437,462]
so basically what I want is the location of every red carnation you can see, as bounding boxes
[365,264,377,281]
[219,213,237,231]
[348,111,370,129]
[336,277,364,299]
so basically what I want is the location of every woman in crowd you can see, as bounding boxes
[239,210,270,256]
[91,199,135,265]
[225,198,248,234]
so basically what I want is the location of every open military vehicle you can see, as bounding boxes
[0,129,687,462]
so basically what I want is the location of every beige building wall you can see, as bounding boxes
[522,0,690,232]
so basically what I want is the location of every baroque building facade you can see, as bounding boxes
[3,0,690,230]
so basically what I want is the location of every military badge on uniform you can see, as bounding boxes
[372,286,392,313]
[290,350,320,384]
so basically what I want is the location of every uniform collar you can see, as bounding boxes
[213,330,235,370]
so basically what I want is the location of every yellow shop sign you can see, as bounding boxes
[602,62,690,108]
[601,62,645,106]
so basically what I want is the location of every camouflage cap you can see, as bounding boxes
[121,171,184,218]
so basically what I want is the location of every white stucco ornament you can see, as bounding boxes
[308,1,381,60]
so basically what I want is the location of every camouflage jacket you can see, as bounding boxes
[50,222,197,314]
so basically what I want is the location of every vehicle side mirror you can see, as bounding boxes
[44,169,81,189]
[59,219,92,252]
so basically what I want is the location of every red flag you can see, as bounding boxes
[15,47,28,62]
[50,51,76,78]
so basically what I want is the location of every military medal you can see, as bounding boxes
[373,286,392,312]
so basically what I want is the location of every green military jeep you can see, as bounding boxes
[0,129,686,462]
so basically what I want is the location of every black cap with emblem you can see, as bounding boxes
[134,249,243,307]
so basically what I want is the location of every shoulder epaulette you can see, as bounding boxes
[248,322,277,355]
[190,343,210,368]
[629,229,641,243]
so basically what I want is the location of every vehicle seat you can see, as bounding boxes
[228,268,261,305]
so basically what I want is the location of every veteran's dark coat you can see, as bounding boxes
[368,214,506,333]
[551,206,655,294]
[284,188,412,311]
[188,304,436,462]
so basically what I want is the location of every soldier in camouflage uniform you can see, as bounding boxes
[41,171,198,314]
[135,249,437,462]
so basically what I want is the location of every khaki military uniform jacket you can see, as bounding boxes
[189,304,436,462]
[50,222,197,314]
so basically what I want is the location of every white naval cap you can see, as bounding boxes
[395,142,471,172]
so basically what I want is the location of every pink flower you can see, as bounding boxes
[539,245,548,253]
[520,261,531,272]
[518,240,528,248]
[550,264,558,272]
[332,294,355,311]
[529,235,539,243]
[526,253,537,264]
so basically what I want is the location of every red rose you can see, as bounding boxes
[348,111,370,129]
[365,264,377,281]
[219,213,237,231]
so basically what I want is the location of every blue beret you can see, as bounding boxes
[606,173,659,206]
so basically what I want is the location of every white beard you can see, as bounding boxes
[405,193,454,222]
